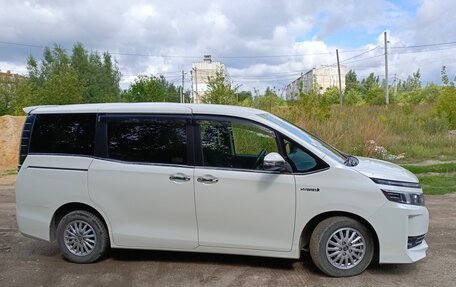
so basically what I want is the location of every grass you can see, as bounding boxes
[402,163,456,174]
[272,104,456,162]
[418,175,456,195]
[400,163,456,195]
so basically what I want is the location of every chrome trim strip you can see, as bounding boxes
[371,177,421,188]
[27,166,88,172]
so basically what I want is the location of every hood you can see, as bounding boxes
[352,157,418,183]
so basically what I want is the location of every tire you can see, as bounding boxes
[309,216,374,277]
[56,210,109,263]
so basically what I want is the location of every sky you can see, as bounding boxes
[1,0,455,93]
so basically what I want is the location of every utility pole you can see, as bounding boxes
[393,74,398,102]
[193,67,198,104]
[181,70,184,103]
[336,49,343,106]
[190,69,194,103]
[384,31,389,105]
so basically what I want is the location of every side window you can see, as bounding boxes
[198,119,278,170]
[198,120,233,168]
[30,113,96,155]
[107,116,188,165]
[232,122,278,155]
[283,138,327,173]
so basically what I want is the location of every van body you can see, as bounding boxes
[16,103,429,277]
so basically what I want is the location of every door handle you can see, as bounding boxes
[169,173,191,182]
[197,175,219,184]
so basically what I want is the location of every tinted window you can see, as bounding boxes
[30,114,96,155]
[198,119,278,170]
[259,113,346,163]
[199,120,233,168]
[283,138,329,173]
[107,116,188,164]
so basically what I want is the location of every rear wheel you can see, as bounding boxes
[309,216,374,277]
[56,210,109,263]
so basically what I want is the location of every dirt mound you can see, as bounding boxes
[0,116,25,169]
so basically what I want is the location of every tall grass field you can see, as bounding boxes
[272,104,455,163]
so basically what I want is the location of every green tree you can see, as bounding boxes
[0,72,16,115]
[360,73,385,104]
[236,91,252,102]
[71,43,121,102]
[252,87,285,112]
[400,69,422,92]
[293,84,330,120]
[361,73,380,93]
[11,78,34,115]
[122,75,168,102]
[25,43,121,106]
[236,91,253,107]
[441,66,450,86]
[201,72,238,105]
[323,86,341,105]
[345,69,361,94]
[344,89,364,105]
[121,74,188,103]
[324,85,362,106]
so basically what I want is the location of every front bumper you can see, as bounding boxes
[369,201,429,263]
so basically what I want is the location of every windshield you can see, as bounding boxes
[259,113,347,163]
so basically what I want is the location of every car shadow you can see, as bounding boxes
[367,262,418,275]
[31,240,418,276]
[108,248,320,271]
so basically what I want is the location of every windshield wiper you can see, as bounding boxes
[344,155,359,167]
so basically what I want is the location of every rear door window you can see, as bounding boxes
[106,116,188,165]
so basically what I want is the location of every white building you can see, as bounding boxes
[285,65,346,101]
[191,55,229,104]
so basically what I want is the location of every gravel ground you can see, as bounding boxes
[1,175,455,287]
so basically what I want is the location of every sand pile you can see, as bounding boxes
[0,116,25,169]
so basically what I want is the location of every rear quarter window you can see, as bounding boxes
[29,113,96,156]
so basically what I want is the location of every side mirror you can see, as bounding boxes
[263,152,293,173]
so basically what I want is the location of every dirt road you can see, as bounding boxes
[1,175,455,287]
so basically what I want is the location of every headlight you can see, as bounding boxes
[382,190,425,206]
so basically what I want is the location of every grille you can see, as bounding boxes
[408,234,426,249]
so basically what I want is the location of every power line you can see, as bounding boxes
[3,39,456,86]
[340,46,379,63]
[0,40,394,59]
[390,45,456,56]
[390,40,456,49]
[342,54,384,65]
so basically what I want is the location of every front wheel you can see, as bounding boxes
[56,210,109,263]
[309,216,374,277]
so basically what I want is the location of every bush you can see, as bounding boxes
[436,87,456,128]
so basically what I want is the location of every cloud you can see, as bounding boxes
[0,0,455,92]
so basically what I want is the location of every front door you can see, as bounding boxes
[193,117,296,251]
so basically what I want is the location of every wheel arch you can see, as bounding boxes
[50,202,110,243]
[299,211,379,262]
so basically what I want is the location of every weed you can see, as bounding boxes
[402,163,456,174]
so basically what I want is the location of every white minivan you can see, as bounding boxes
[16,103,428,277]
